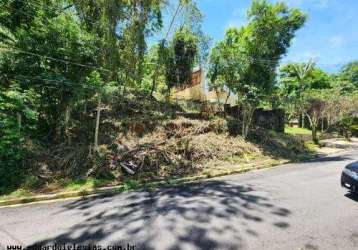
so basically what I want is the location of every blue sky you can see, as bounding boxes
[158,0,352,73]
[196,0,358,72]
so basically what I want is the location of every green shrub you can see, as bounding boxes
[350,124,358,137]
[0,86,38,191]
[21,175,44,190]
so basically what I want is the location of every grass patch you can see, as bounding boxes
[0,177,115,202]
[0,153,307,205]
[122,179,141,190]
[0,188,34,201]
[60,178,114,192]
[304,141,319,151]
[285,126,313,135]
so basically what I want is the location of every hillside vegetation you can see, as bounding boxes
[1,0,357,199]
[1,91,312,198]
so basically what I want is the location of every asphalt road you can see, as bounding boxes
[1,150,358,250]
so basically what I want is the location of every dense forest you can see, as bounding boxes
[1,0,357,196]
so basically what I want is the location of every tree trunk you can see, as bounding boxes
[215,89,223,113]
[224,91,230,106]
[54,113,61,143]
[150,74,157,97]
[344,128,351,141]
[17,112,22,133]
[83,99,87,115]
[327,114,331,128]
[94,95,101,151]
[301,111,305,128]
[64,105,71,145]
[312,125,318,145]
[241,104,255,140]
[306,113,319,145]
[166,86,174,116]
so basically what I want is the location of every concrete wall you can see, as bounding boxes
[224,105,285,132]
[253,108,285,133]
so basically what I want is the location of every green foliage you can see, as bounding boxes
[350,124,358,137]
[21,175,44,190]
[339,61,358,88]
[285,126,312,135]
[0,0,168,191]
[279,62,331,97]
[0,0,355,197]
[180,0,211,65]
[0,85,38,190]
[278,59,358,143]
[278,61,333,126]
[209,0,306,138]
[173,28,198,85]
[160,28,199,90]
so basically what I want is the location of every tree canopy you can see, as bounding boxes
[208,0,306,138]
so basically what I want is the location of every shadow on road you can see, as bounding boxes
[306,155,353,163]
[345,192,358,202]
[27,181,292,249]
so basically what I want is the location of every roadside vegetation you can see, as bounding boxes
[1,0,357,201]
[285,126,313,136]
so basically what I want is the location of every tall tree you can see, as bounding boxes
[339,61,358,89]
[209,0,306,138]
[302,91,326,144]
[149,0,209,97]
[73,0,165,149]
[160,27,199,100]
[279,61,315,127]
[1,0,97,142]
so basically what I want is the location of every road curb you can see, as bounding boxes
[0,159,289,207]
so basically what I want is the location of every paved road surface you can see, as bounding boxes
[1,150,358,250]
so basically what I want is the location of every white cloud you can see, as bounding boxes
[232,8,247,18]
[316,0,329,8]
[286,50,321,62]
[283,0,330,9]
[225,7,248,29]
[225,19,246,29]
[328,35,345,47]
[303,51,320,60]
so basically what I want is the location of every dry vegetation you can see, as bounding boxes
[1,92,312,199]
[27,115,310,193]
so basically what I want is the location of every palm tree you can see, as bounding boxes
[292,60,315,127]
[280,60,315,128]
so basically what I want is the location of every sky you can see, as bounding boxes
[192,0,358,73]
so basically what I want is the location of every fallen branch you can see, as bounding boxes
[120,163,135,175]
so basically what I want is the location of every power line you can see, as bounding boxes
[3,74,70,85]
[2,74,100,92]
[1,0,70,14]
[149,1,184,95]
[164,2,184,41]
[1,3,350,70]
[3,0,147,34]
[0,46,112,73]
[1,44,347,73]
[1,0,150,63]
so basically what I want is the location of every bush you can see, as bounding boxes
[0,87,38,192]
[350,124,358,137]
[249,128,310,159]
[337,116,358,139]
[0,148,27,193]
[21,175,44,190]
